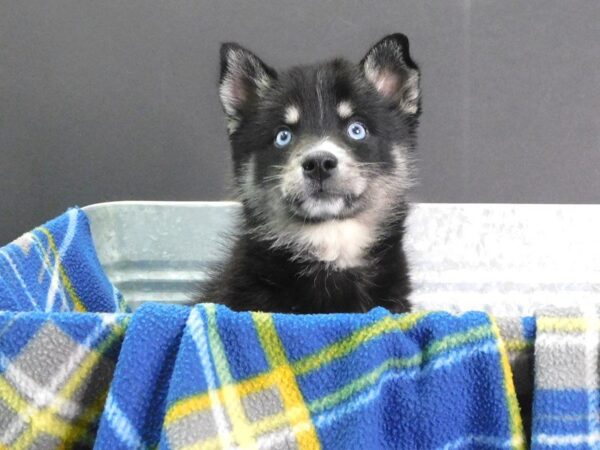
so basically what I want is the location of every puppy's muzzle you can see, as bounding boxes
[301,151,338,183]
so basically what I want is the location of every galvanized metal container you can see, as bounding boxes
[83,201,600,313]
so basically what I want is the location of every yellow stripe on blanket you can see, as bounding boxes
[205,304,258,449]
[293,312,428,376]
[490,317,526,450]
[9,321,126,449]
[253,312,321,449]
[38,227,86,312]
[538,317,600,333]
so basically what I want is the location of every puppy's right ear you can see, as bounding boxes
[219,43,277,132]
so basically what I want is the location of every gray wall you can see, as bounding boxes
[2,0,600,244]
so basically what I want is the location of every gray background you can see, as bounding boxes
[2,0,600,244]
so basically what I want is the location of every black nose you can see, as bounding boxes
[301,152,338,181]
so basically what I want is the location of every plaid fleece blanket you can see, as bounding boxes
[94,303,524,449]
[0,209,130,447]
[0,207,594,449]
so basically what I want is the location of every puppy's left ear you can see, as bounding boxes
[361,34,421,115]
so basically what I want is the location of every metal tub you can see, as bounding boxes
[83,201,600,313]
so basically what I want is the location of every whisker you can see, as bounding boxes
[262,175,284,182]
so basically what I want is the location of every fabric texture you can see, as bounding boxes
[530,306,600,449]
[0,311,128,448]
[0,208,129,447]
[94,303,524,449]
[0,207,126,313]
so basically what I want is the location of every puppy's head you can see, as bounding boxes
[219,34,420,227]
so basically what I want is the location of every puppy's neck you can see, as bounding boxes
[285,217,377,269]
[247,204,407,271]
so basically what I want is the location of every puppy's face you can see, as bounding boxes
[219,34,421,225]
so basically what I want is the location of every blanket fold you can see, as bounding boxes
[530,306,600,449]
[0,208,126,313]
[94,303,189,449]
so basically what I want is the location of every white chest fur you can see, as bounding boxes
[293,218,376,269]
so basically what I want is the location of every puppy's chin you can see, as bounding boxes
[286,193,363,222]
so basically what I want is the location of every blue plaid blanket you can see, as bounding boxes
[0,208,126,313]
[95,303,523,449]
[0,207,592,449]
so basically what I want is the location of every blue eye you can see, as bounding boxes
[274,128,293,148]
[347,122,367,140]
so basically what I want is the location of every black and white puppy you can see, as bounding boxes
[198,34,421,313]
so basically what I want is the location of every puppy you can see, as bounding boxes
[197,34,421,313]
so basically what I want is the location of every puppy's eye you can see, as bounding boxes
[347,122,367,140]
[274,127,293,148]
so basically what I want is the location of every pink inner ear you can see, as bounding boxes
[230,77,247,107]
[373,69,400,97]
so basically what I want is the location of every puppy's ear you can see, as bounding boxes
[361,34,421,115]
[219,43,277,131]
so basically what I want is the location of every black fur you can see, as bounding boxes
[195,34,421,313]
[201,211,412,313]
